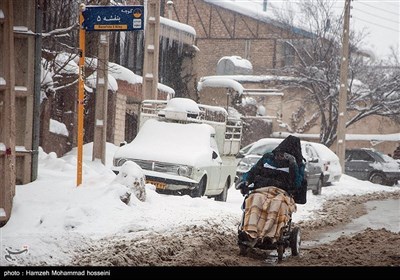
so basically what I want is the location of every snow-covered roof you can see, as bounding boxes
[157,83,175,96]
[197,75,300,95]
[81,58,141,86]
[108,62,142,85]
[160,16,196,45]
[201,75,300,84]
[272,132,400,142]
[72,56,175,95]
[203,0,314,38]
[86,72,118,93]
[197,76,244,95]
[346,133,400,142]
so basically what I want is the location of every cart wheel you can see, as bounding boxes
[277,244,284,260]
[239,244,249,256]
[290,227,301,256]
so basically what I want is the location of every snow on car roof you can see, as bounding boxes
[248,138,284,152]
[309,142,339,161]
[164,97,200,115]
[114,119,216,166]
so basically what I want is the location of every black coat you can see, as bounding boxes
[242,135,305,193]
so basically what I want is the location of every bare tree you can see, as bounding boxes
[271,0,400,147]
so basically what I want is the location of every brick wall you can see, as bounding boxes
[116,80,172,143]
[167,0,301,85]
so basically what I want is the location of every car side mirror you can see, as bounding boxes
[120,141,127,147]
[212,151,218,159]
[236,152,244,159]
[309,157,319,163]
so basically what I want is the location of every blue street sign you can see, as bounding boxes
[82,5,144,32]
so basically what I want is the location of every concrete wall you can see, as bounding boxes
[114,93,127,146]
[0,0,36,226]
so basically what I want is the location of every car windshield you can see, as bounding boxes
[239,144,253,155]
[249,143,279,155]
[374,150,395,163]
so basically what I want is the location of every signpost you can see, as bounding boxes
[76,5,144,186]
[82,5,144,31]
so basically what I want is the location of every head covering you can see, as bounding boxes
[272,135,303,165]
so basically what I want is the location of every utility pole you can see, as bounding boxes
[92,32,109,164]
[92,0,110,165]
[337,0,351,171]
[77,3,86,186]
[142,0,160,100]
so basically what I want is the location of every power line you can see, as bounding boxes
[357,1,399,16]
[353,16,399,32]
[271,2,398,33]
[220,0,399,33]
[357,7,399,24]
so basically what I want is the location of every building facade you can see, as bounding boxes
[164,0,400,155]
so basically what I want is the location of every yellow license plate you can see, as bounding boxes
[146,180,166,190]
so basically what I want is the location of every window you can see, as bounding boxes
[304,145,318,160]
[283,41,295,66]
[348,150,374,162]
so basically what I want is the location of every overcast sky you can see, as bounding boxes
[222,0,399,60]
[340,0,399,59]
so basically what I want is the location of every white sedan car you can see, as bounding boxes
[308,142,342,185]
[235,138,327,195]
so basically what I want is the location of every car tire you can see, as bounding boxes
[386,180,397,186]
[312,176,323,195]
[369,172,385,185]
[290,227,301,256]
[190,176,206,198]
[239,244,250,256]
[215,179,229,202]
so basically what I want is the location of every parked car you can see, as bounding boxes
[235,138,327,195]
[236,142,256,159]
[236,138,284,159]
[240,138,283,157]
[308,142,342,185]
[345,148,400,186]
[112,98,243,202]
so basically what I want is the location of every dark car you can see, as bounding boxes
[345,148,400,186]
[235,138,326,195]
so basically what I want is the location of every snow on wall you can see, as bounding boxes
[50,119,69,137]
[86,72,118,93]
